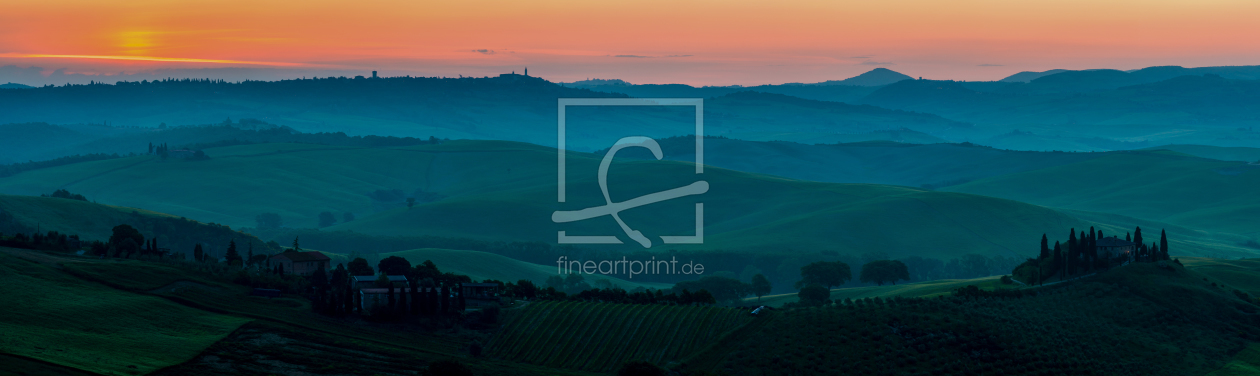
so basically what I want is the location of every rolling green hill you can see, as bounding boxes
[617,137,1102,188]
[0,194,280,259]
[0,140,1095,261]
[0,249,250,375]
[944,150,1260,240]
[1143,145,1260,163]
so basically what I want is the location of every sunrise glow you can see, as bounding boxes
[3,0,1260,85]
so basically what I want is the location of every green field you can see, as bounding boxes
[0,141,1095,260]
[486,300,754,372]
[0,249,249,375]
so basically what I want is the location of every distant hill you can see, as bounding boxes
[0,77,965,151]
[0,120,436,165]
[0,82,33,89]
[560,78,631,88]
[811,67,914,86]
[999,69,1070,83]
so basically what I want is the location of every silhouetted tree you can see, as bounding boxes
[318,211,337,228]
[378,255,412,275]
[348,257,374,276]
[1040,234,1050,260]
[798,283,830,306]
[1161,229,1169,260]
[796,261,851,289]
[751,274,772,301]
[224,240,242,267]
[860,260,910,286]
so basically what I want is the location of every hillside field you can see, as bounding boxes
[0,141,1096,261]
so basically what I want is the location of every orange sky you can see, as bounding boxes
[3,0,1260,85]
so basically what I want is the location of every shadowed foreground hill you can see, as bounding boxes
[0,140,1086,259]
[681,262,1260,376]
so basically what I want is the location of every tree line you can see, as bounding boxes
[1013,226,1172,285]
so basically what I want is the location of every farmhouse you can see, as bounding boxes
[359,287,438,311]
[351,275,409,290]
[461,282,501,307]
[1096,236,1135,258]
[269,251,331,276]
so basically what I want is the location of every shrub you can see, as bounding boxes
[422,359,473,376]
[618,361,667,376]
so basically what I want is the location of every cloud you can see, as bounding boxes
[850,56,872,59]
[0,53,311,67]
[607,54,691,58]
[977,64,1004,67]
[859,61,894,66]
[472,49,496,55]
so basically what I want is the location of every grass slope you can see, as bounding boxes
[620,137,1101,188]
[0,194,175,240]
[944,150,1260,240]
[0,249,249,375]
[0,141,1091,260]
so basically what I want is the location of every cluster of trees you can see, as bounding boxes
[793,259,909,307]
[243,228,1020,291]
[1013,226,1172,285]
[40,189,88,201]
[0,229,82,253]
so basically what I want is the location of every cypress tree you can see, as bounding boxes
[398,284,408,316]
[346,282,354,315]
[1160,229,1169,261]
[440,286,450,315]
[413,278,423,314]
[1134,227,1144,256]
[1040,234,1050,260]
[1052,241,1062,278]
[388,281,396,314]
[458,284,467,311]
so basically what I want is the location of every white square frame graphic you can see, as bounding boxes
[556,98,705,245]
